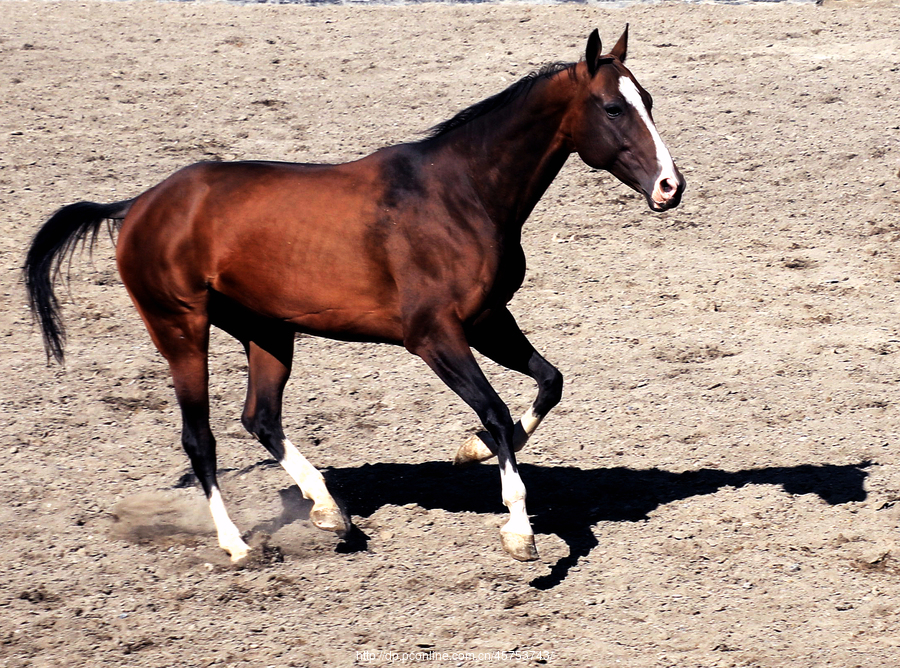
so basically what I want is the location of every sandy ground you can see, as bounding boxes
[2,0,900,666]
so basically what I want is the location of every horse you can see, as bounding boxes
[25,27,684,563]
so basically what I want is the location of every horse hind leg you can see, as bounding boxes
[240,329,348,535]
[137,306,251,562]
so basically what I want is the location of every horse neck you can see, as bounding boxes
[433,70,578,232]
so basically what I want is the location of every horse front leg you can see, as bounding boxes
[454,307,563,466]
[406,314,538,561]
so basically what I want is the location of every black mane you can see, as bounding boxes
[425,62,576,140]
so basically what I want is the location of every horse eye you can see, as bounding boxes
[605,105,623,118]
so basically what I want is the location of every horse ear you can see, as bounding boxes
[611,24,629,62]
[585,29,602,77]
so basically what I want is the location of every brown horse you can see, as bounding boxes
[25,27,684,563]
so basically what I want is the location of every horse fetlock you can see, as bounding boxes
[503,490,527,510]
[501,476,528,509]
[512,422,530,452]
[520,407,542,437]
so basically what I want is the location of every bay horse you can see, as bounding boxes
[25,27,684,563]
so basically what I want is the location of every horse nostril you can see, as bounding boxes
[660,178,676,195]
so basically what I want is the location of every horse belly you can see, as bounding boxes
[212,216,403,344]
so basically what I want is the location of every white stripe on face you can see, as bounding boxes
[618,76,678,193]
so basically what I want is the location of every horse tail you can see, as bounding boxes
[24,199,135,364]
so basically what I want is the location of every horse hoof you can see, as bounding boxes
[310,506,348,534]
[453,432,495,466]
[226,545,252,564]
[500,531,539,562]
[219,535,252,564]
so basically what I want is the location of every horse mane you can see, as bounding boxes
[424,62,576,140]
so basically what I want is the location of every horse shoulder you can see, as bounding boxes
[366,148,520,327]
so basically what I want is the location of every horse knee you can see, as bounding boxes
[481,402,515,448]
[241,396,279,435]
[535,366,563,415]
[180,429,217,493]
[240,409,259,438]
[241,404,287,464]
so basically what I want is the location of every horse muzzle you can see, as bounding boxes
[646,170,685,212]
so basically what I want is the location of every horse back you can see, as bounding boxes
[115,150,511,344]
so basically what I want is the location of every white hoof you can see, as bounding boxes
[310,505,348,534]
[500,530,539,562]
[454,432,495,466]
[223,540,252,564]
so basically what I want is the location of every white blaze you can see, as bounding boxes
[618,75,678,198]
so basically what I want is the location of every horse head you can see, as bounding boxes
[567,27,685,212]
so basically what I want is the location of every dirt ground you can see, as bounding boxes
[2,0,900,666]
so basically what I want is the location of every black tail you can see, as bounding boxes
[24,199,134,364]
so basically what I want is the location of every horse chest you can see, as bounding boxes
[489,246,527,305]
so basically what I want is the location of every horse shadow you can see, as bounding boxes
[301,458,872,590]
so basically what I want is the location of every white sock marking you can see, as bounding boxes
[513,407,542,451]
[208,486,249,560]
[520,407,542,437]
[280,439,338,511]
[500,460,533,536]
